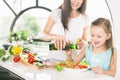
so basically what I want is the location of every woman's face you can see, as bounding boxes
[70,0,83,10]
[90,26,110,48]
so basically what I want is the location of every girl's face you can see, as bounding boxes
[70,0,83,10]
[91,26,110,48]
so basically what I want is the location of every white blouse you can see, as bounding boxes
[48,9,92,61]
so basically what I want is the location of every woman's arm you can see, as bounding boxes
[44,16,55,35]
[40,16,55,41]
[41,16,66,50]
[79,26,90,48]
[82,26,90,41]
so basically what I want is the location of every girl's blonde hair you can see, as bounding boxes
[91,18,113,49]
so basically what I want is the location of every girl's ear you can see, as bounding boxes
[107,33,111,40]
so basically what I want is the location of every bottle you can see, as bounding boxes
[49,43,78,50]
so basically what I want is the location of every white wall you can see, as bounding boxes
[107,0,120,80]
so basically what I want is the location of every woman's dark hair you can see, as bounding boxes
[59,0,87,31]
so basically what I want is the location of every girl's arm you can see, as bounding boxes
[73,47,86,62]
[66,26,88,62]
[103,49,117,77]
[66,47,86,62]
[92,49,117,77]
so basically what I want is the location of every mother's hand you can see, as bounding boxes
[53,35,66,50]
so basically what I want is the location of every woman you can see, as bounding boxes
[41,0,91,61]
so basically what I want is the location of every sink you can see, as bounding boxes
[0,66,25,80]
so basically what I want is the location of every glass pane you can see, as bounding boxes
[0,0,112,40]
[0,0,14,38]
[4,0,36,14]
[13,9,50,38]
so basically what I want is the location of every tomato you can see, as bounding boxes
[28,53,34,58]
[28,57,34,64]
[13,56,20,62]
[82,65,88,68]
[79,64,88,69]
[59,63,66,67]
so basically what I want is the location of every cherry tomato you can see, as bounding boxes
[13,56,20,62]
[59,63,66,67]
[79,65,88,69]
[28,53,34,58]
[28,57,34,64]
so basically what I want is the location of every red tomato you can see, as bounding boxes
[79,65,88,69]
[82,65,88,68]
[28,53,34,58]
[59,63,66,67]
[28,57,34,64]
[13,56,20,62]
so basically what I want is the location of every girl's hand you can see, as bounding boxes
[53,35,66,50]
[91,66,103,74]
[65,50,72,56]
[77,38,86,49]
[65,50,73,61]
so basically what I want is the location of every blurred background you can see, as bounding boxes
[0,0,112,39]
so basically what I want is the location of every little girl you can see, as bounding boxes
[66,18,117,77]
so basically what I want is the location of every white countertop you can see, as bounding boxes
[0,58,114,80]
[0,40,115,80]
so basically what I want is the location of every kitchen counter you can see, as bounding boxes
[0,57,114,80]
[0,40,115,80]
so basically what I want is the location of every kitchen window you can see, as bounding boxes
[0,0,113,43]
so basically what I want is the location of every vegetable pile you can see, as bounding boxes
[0,45,50,67]
[56,60,89,71]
